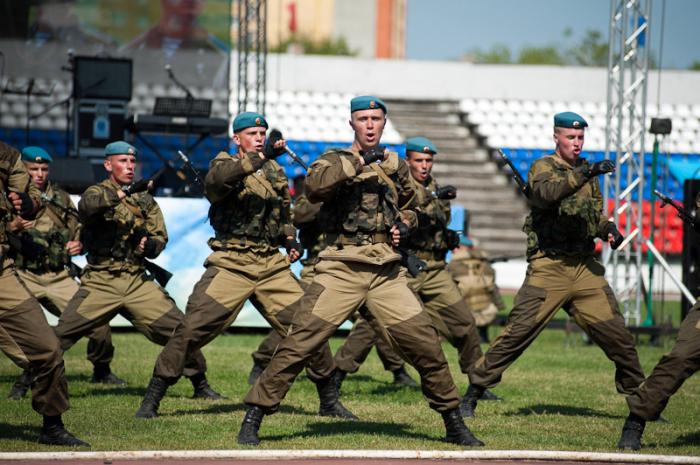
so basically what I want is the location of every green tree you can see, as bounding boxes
[569,29,609,66]
[464,43,512,64]
[689,61,700,71]
[270,35,357,56]
[517,45,564,65]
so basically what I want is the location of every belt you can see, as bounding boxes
[326,232,391,246]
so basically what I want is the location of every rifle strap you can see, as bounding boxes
[369,163,402,219]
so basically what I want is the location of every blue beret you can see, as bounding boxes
[350,96,387,114]
[232,112,268,133]
[105,141,137,157]
[554,111,588,129]
[405,136,437,155]
[21,146,53,163]
[459,236,474,247]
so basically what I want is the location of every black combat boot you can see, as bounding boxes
[135,376,169,418]
[237,405,265,445]
[333,369,348,393]
[91,363,127,385]
[190,373,227,400]
[481,388,503,401]
[8,369,32,400]
[459,384,484,417]
[617,413,646,450]
[442,409,484,446]
[38,415,90,447]
[392,366,418,387]
[247,361,265,385]
[316,374,358,420]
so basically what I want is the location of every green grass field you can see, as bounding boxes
[0,319,698,455]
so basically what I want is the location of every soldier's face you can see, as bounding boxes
[350,109,386,150]
[406,151,434,183]
[104,154,136,185]
[24,162,50,190]
[234,127,266,155]
[554,127,585,164]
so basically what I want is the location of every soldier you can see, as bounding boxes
[330,136,500,399]
[54,141,221,407]
[448,235,506,343]
[248,181,416,388]
[8,146,123,401]
[617,194,700,450]
[237,97,483,447]
[136,113,352,421]
[0,140,88,446]
[461,112,645,417]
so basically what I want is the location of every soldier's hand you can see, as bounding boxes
[588,160,615,178]
[435,185,457,200]
[284,237,303,263]
[605,223,624,249]
[8,216,32,233]
[9,191,35,218]
[263,129,286,159]
[122,179,153,196]
[390,220,410,247]
[444,229,460,250]
[137,236,147,254]
[361,146,386,165]
[142,238,159,258]
[65,240,82,256]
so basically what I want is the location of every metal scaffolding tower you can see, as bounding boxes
[235,0,267,115]
[604,0,652,325]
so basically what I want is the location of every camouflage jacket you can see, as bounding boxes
[448,247,505,312]
[406,174,452,261]
[524,153,612,259]
[12,183,80,273]
[79,178,167,272]
[0,141,41,261]
[305,149,416,265]
[205,151,295,253]
[293,193,325,266]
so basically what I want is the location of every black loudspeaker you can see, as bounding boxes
[73,57,133,101]
[50,158,106,194]
[681,179,700,319]
[74,99,128,157]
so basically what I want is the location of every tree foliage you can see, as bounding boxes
[270,35,357,56]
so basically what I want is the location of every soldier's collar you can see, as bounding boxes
[552,152,576,169]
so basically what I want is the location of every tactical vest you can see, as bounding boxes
[12,187,74,272]
[319,153,401,242]
[407,176,450,256]
[208,159,289,246]
[82,184,151,264]
[524,158,601,257]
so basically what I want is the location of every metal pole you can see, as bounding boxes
[644,135,660,326]
[646,239,697,304]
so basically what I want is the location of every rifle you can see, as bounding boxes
[177,150,206,190]
[654,190,697,228]
[497,149,530,198]
[393,219,426,277]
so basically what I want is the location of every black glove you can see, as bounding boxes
[435,185,457,200]
[605,223,624,250]
[17,192,34,218]
[284,237,304,256]
[123,179,151,196]
[263,129,286,159]
[361,146,385,165]
[587,160,615,178]
[142,238,159,258]
[444,229,460,249]
[394,220,410,244]
[405,253,427,278]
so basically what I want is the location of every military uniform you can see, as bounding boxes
[12,182,115,381]
[250,193,408,384]
[464,114,644,417]
[0,141,87,446]
[142,113,338,418]
[240,139,480,445]
[55,142,213,402]
[617,193,700,450]
[448,242,506,339]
